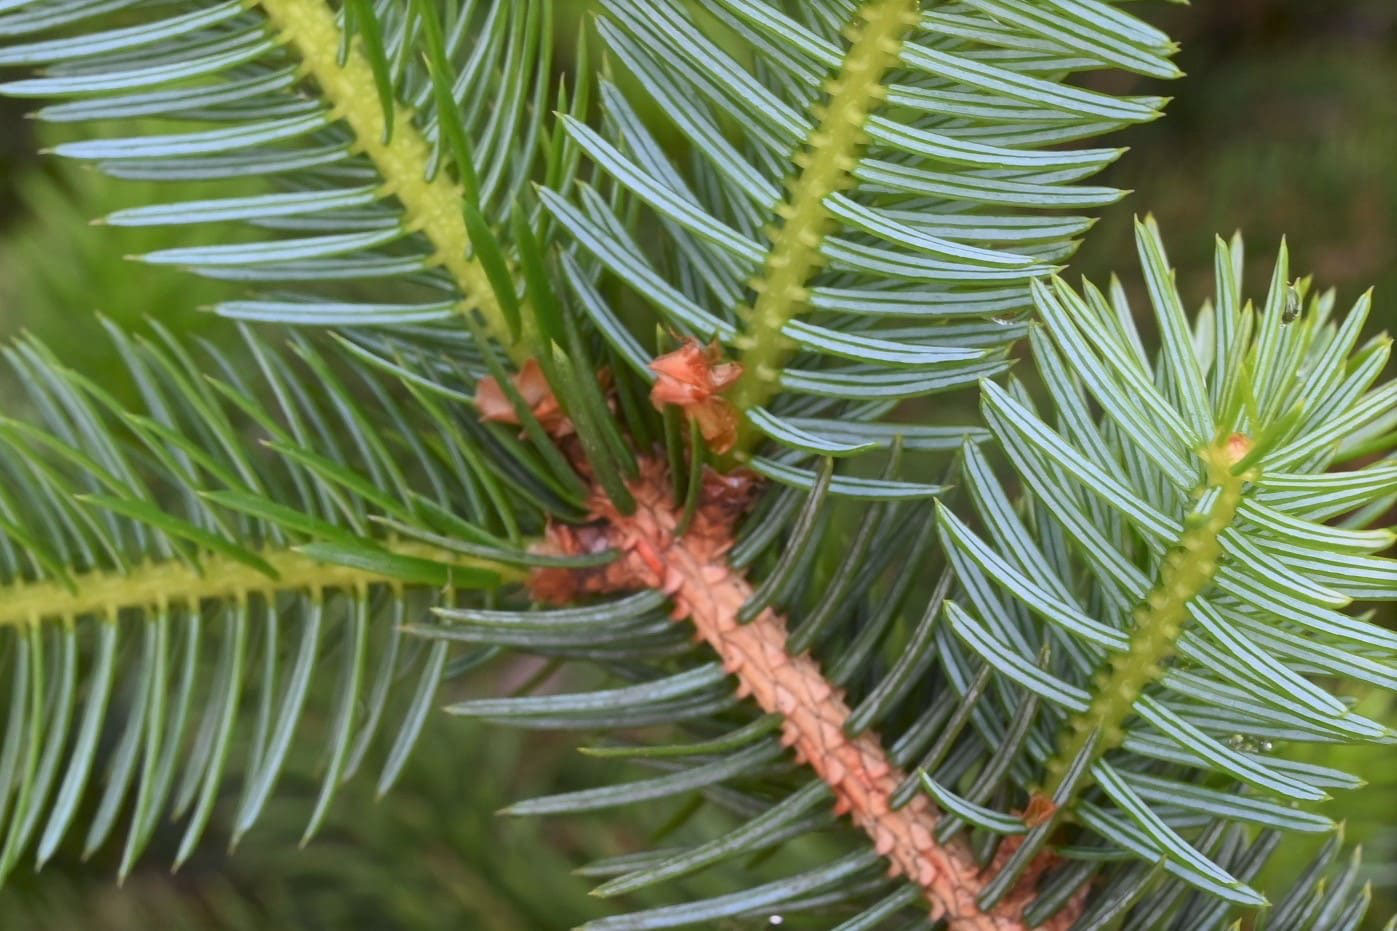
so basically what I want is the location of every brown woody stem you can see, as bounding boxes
[531,459,1082,931]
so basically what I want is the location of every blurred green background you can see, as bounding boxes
[0,1,1393,928]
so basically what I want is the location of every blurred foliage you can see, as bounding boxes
[0,705,609,930]
[1076,0,1397,326]
[1254,690,1397,920]
[0,1,1393,927]
[0,124,247,400]
[0,96,32,228]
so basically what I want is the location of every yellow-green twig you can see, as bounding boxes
[1,541,520,628]
[1044,439,1254,793]
[728,0,919,454]
[256,0,523,356]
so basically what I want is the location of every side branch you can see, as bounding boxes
[729,0,919,447]
[1,541,515,628]
[532,458,1076,931]
[1044,437,1253,794]
[254,0,519,354]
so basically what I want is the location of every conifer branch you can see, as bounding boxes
[531,457,1080,931]
[0,0,1386,921]
[254,0,522,353]
[1043,435,1254,797]
[728,0,920,451]
[0,541,519,629]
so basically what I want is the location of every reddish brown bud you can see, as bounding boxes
[1021,791,1059,828]
[700,468,761,522]
[649,340,743,453]
[527,521,640,603]
[475,359,574,438]
[1223,432,1253,467]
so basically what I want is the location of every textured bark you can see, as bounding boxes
[531,458,1085,930]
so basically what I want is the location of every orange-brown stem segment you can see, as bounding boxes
[530,458,1084,931]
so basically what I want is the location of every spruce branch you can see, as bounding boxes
[552,0,1169,471]
[528,455,1077,931]
[0,541,520,631]
[726,0,920,446]
[1042,433,1253,799]
[932,219,1396,919]
[0,323,532,874]
[0,0,1390,924]
[253,0,520,352]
